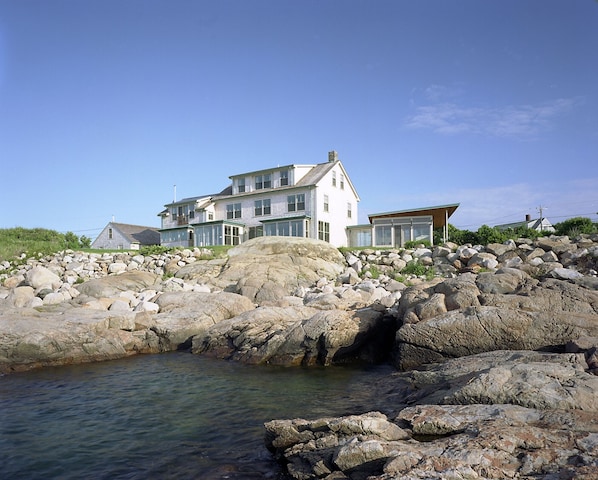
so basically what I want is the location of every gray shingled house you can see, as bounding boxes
[91,222,160,250]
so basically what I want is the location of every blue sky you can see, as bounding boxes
[1,0,597,240]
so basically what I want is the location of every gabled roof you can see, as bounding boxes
[295,160,360,200]
[295,161,335,187]
[165,195,213,208]
[495,217,554,231]
[109,222,160,245]
[368,204,459,228]
[229,163,295,179]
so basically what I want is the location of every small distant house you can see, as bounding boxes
[91,222,160,250]
[495,214,555,233]
[347,204,460,248]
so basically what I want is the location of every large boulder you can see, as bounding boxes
[0,305,161,374]
[265,404,598,480]
[380,350,598,412]
[212,237,346,304]
[192,305,392,366]
[75,271,162,298]
[394,273,598,369]
[395,306,598,370]
[151,291,256,350]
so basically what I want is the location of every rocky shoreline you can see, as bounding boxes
[1,234,598,478]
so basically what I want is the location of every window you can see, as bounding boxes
[375,225,392,246]
[356,230,372,247]
[189,210,195,219]
[287,194,305,212]
[238,178,246,193]
[323,195,329,212]
[413,224,430,242]
[264,220,304,238]
[226,203,241,219]
[255,174,271,190]
[318,221,330,242]
[340,174,345,190]
[208,212,214,221]
[280,170,289,186]
[332,171,337,187]
[224,225,240,245]
[254,199,271,216]
[347,202,352,218]
[248,226,263,239]
[108,228,113,239]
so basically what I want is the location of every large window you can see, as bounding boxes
[264,220,304,238]
[226,203,241,219]
[255,174,271,190]
[413,224,429,241]
[254,199,271,216]
[280,170,289,186]
[224,225,240,245]
[287,194,305,212]
[375,225,392,246]
[318,221,330,242]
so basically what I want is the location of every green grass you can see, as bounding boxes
[0,227,236,266]
[0,228,70,263]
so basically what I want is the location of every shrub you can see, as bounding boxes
[554,217,596,237]
[366,264,380,279]
[404,240,431,249]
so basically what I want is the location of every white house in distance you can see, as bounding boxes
[158,151,360,248]
[495,214,555,233]
[91,222,160,250]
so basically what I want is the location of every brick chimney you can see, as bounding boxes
[328,150,338,162]
[525,214,531,222]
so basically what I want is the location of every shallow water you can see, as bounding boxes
[0,353,393,479]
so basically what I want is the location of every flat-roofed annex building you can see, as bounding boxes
[347,204,460,248]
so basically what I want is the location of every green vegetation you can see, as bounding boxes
[553,217,596,237]
[404,240,432,249]
[0,227,91,262]
[438,216,597,246]
[366,264,380,279]
[401,260,435,279]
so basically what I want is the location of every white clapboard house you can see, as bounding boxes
[158,151,360,248]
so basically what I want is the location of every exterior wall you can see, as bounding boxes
[214,188,313,237]
[92,225,132,250]
[314,165,358,247]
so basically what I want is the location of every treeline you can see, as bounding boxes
[0,227,91,262]
[437,216,597,246]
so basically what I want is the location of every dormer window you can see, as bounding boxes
[255,174,271,190]
[238,178,246,193]
[280,170,289,186]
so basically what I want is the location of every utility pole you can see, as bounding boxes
[537,205,546,231]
